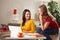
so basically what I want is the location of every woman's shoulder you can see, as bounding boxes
[29,19,34,23]
[29,19,34,22]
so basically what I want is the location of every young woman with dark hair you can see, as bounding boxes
[20,9,35,33]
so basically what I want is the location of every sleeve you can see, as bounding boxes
[30,20,35,33]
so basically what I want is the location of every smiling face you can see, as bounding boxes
[25,11,31,20]
[22,9,31,26]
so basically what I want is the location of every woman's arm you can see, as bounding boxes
[39,15,44,30]
[39,15,50,31]
[42,22,50,31]
[29,20,35,33]
[23,20,35,33]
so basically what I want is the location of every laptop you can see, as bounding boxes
[8,26,36,38]
[8,25,22,37]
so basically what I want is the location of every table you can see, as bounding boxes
[3,36,46,40]
[2,32,46,40]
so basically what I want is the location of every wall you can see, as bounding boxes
[0,0,24,28]
[0,0,60,28]
[0,0,38,28]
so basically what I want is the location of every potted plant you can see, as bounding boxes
[48,1,60,26]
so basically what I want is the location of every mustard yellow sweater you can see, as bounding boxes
[20,20,35,33]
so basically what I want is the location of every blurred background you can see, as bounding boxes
[0,0,60,28]
[0,0,60,40]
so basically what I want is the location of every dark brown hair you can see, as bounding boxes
[22,9,31,26]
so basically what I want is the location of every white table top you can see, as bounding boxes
[4,36,46,39]
[3,33,46,40]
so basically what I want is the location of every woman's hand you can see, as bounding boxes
[39,15,44,30]
[35,33,43,37]
[39,15,42,21]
